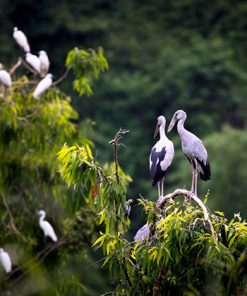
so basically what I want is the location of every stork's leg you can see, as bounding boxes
[191,162,195,193]
[157,181,161,198]
[160,178,164,197]
[191,159,198,195]
[194,159,198,196]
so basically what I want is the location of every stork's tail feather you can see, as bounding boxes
[198,159,211,181]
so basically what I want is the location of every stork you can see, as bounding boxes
[38,210,58,242]
[13,27,30,52]
[39,50,50,77]
[168,110,211,195]
[33,73,53,98]
[0,248,12,273]
[149,115,174,198]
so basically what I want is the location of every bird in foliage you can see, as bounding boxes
[0,68,12,87]
[25,53,41,73]
[150,115,174,198]
[0,248,12,273]
[38,210,58,242]
[168,110,211,195]
[33,73,53,98]
[13,27,30,52]
[39,50,50,77]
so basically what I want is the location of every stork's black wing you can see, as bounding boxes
[196,158,211,181]
[150,147,166,186]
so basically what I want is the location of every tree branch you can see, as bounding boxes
[157,189,217,241]
[9,58,22,74]
[52,68,70,86]
[1,193,27,242]
[109,128,129,184]
[134,189,217,243]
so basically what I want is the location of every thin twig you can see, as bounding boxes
[9,58,22,74]
[1,193,27,242]
[109,128,129,184]
[17,107,41,121]
[9,237,72,288]
[52,68,70,86]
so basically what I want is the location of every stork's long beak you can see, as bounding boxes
[154,122,160,139]
[167,116,177,132]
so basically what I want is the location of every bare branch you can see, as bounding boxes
[52,68,70,86]
[135,189,217,243]
[109,128,129,184]
[9,58,22,74]
[1,193,27,242]
[9,237,72,288]
[156,189,217,241]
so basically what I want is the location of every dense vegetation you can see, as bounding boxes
[0,0,247,295]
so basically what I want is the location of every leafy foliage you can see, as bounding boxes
[0,38,109,294]
[58,142,247,296]
[66,47,108,96]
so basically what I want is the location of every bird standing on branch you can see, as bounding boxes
[0,248,12,273]
[33,73,53,98]
[25,53,41,73]
[150,115,174,198]
[13,27,30,52]
[39,50,50,77]
[168,110,211,196]
[0,68,12,88]
[38,210,58,242]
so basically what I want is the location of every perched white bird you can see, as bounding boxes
[13,27,30,52]
[25,53,41,73]
[0,248,12,273]
[168,110,211,195]
[39,50,50,77]
[38,210,57,242]
[149,116,174,198]
[33,73,53,98]
[0,70,12,87]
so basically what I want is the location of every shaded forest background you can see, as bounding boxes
[0,0,247,294]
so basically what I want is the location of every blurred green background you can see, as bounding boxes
[1,0,247,216]
[0,0,247,294]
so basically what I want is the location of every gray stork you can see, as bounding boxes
[168,110,211,195]
[150,116,174,198]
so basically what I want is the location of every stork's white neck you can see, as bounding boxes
[177,118,187,135]
[159,124,166,139]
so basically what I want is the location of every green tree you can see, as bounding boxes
[0,43,108,294]
[58,137,247,296]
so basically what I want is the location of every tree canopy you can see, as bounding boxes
[1,0,247,294]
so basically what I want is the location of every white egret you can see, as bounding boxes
[33,73,53,98]
[38,210,58,242]
[150,116,174,198]
[0,69,12,87]
[25,53,41,73]
[168,110,211,195]
[13,27,30,52]
[39,50,50,77]
[0,248,12,273]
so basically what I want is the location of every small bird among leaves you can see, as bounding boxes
[33,73,53,98]
[38,210,58,242]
